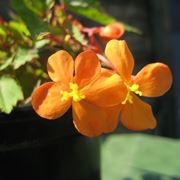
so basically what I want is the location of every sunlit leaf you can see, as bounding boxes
[64,0,141,33]
[66,4,115,25]
[102,134,180,179]
[13,47,39,69]
[63,0,100,8]
[0,76,23,113]
[35,39,49,49]
[36,32,51,40]
[0,51,7,60]
[8,21,30,37]
[11,0,49,37]
[23,0,55,16]
[71,25,88,45]
[0,25,6,37]
[0,56,14,71]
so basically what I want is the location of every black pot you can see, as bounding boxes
[0,106,100,180]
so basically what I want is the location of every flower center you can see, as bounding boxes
[60,82,85,102]
[122,83,142,104]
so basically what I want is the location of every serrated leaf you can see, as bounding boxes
[14,47,39,69]
[71,25,88,45]
[0,76,23,113]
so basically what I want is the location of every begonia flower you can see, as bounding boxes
[105,40,172,130]
[31,50,126,137]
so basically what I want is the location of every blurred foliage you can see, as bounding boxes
[0,0,139,114]
[102,134,180,180]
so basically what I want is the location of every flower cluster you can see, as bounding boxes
[31,39,172,137]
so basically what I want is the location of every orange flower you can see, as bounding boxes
[105,40,173,130]
[31,50,126,137]
[99,22,124,42]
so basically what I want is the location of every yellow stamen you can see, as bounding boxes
[60,82,85,102]
[129,84,142,96]
[122,83,142,104]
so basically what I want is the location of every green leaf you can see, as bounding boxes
[64,0,141,33]
[0,56,14,71]
[66,4,115,25]
[102,134,180,179]
[23,0,55,16]
[0,25,6,37]
[35,39,49,49]
[0,51,7,60]
[64,0,100,8]
[8,21,30,37]
[36,32,51,40]
[11,0,49,37]
[63,0,100,8]
[71,25,88,45]
[0,76,23,113]
[13,47,39,69]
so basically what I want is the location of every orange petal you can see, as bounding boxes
[120,94,157,131]
[103,105,121,133]
[72,100,107,137]
[82,68,127,107]
[74,50,101,88]
[134,63,173,97]
[47,50,74,83]
[105,40,134,83]
[99,22,124,42]
[32,82,71,119]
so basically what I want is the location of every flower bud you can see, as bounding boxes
[99,22,124,42]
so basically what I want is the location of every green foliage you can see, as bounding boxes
[63,0,140,33]
[63,0,115,25]
[0,76,23,113]
[0,51,7,60]
[102,134,180,179]
[0,26,6,37]
[8,21,30,37]
[23,0,54,16]
[35,39,49,49]
[63,0,100,7]
[71,25,88,45]
[0,56,14,71]
[11,0,49,37]
[13,47,39,69]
